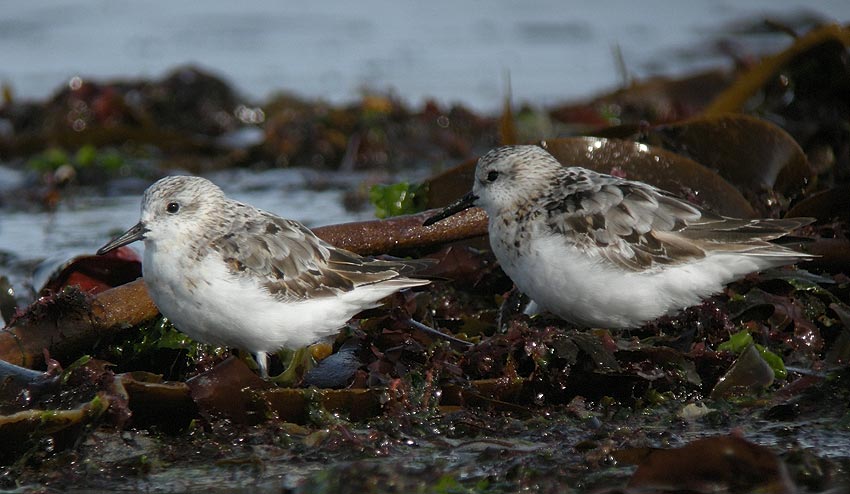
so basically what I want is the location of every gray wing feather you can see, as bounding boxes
[210,208,432,299]
[544,169,813,271]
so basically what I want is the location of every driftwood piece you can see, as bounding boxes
[0,279,158,369]
[312,207,487,256]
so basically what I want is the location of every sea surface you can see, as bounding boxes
[3,1,849,111]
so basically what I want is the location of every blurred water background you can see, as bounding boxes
[4,0,849,110]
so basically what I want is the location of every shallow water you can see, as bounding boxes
[3,1,850,111]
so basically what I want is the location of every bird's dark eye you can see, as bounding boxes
[166,202,180,214]
[486,170,499,182]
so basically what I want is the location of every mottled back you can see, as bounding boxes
[473,145,813,271]
[209,205,433,299]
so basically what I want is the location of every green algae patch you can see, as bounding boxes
[370,181,428,218]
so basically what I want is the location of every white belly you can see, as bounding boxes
[495,233,766,328]
[142,243,390,353]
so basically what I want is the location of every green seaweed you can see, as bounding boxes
[718,330,787,380]
[369,181,427,218]
[102,316,222,378]
[26,145,126,172]
[26,148,70,172]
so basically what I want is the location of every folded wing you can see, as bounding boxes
[543,169,813,271]
[211,209,432,299]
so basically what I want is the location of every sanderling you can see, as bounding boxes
[424,145,815,328]
[98,176,432,378]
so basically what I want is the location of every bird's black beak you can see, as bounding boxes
[422,191,479,226]
[97,222,148,255]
